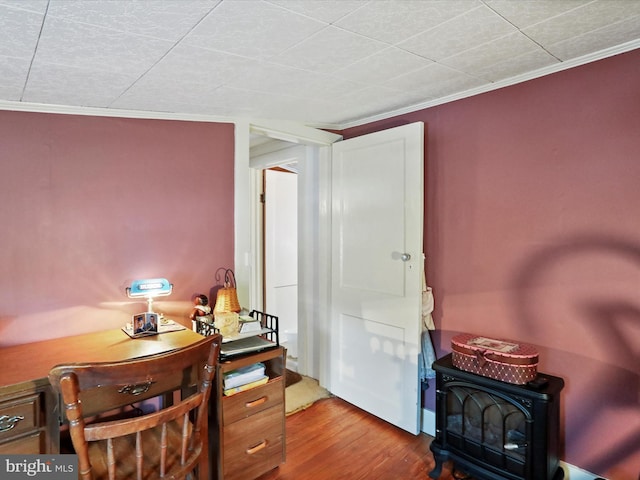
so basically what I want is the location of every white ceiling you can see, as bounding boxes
[1,0,639,129]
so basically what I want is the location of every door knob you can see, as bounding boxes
[401,253,411,262]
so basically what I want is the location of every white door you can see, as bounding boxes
[265,169,298,359]
[329,122,424,434]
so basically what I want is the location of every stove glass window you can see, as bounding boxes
[446,385,529,473]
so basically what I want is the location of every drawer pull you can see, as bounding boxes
[245,396,267,409]
[0,415,25,432]
[118,380,154,396]
[246,440,267,455]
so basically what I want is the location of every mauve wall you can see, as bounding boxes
[0,112,234,345]
[343,49,640,480]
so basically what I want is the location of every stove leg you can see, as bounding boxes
[428,450,448,479]
[452,468,473,479]
[553,466,565,480]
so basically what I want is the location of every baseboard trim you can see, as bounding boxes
[420,408,604,480]
[421,407,436,436]
[558,461,606,480]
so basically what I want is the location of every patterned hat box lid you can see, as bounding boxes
[451,333,539,384]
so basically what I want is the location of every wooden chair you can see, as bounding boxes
[49,334,221,480]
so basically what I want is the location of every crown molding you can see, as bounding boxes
[0,100,236,124]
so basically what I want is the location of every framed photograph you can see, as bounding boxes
[132,312,159,337]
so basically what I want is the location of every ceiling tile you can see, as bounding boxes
[23,62,135,107]
[114,45,257,110]
[258,94,344,124]
[333,84,429,121]
[473,48,559,82]
[484,0,590,28]
[334,85,400,113]
[440,31,541,75]
[270,25,387,73]
[522,0,640,46]
[265,0,367,24]
[35,16,174,75]
[114,83,265,117]
[547,14,640,60]
[0,56,31,100]
[0,3,45,57]
[183,0,326,60]
[46,0,219,40]
[334,47,433,84]
[290,75,363,102]
[384,63,485,100]
[0,0,49,14]
[189,85,278,117]
[135,43,256,87]
[110,83,208,113]
[399,4,517,61]
[335,0,480,45]
[225,62,324,96]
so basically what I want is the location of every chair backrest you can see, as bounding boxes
[49,334,221,480]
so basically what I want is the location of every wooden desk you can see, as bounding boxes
[0,328,204,455]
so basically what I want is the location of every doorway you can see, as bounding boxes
[264,167,299,369]
[236,121,342,380]
[238,121,424,434]
[251,139,304,371]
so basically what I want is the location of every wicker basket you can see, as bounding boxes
[214,269,241,313]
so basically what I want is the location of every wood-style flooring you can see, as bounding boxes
[256,396,463,480]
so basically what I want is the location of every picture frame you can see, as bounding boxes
[131,312,159,337]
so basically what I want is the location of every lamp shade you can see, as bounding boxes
[214,288,241,313]
[214,270,241,313]
[127,278,173,298]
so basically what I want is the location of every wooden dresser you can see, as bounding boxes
[212,346,286,480]
[0,385,51,454]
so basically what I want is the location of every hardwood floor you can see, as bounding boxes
[256,396,461,480]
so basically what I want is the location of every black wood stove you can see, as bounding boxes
[430,354,564,480]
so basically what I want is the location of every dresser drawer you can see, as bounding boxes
[0,393,41,442]
[0,431,44,454]
[222,378,283,426]
[222,406,284,480]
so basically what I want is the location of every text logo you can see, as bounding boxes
[1,455,77,479]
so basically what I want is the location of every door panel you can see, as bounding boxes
[339,143,406,295]
[330,122,424,434]
[265,169,298,339]
[335,313,407,424]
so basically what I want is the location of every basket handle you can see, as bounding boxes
[224,269,237,288]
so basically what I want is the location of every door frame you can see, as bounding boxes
[234,120,341,378]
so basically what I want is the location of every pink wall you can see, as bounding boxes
[0,112,235,345]
[343,49,640,479]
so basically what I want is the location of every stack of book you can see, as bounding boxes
[223,362,268,396]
